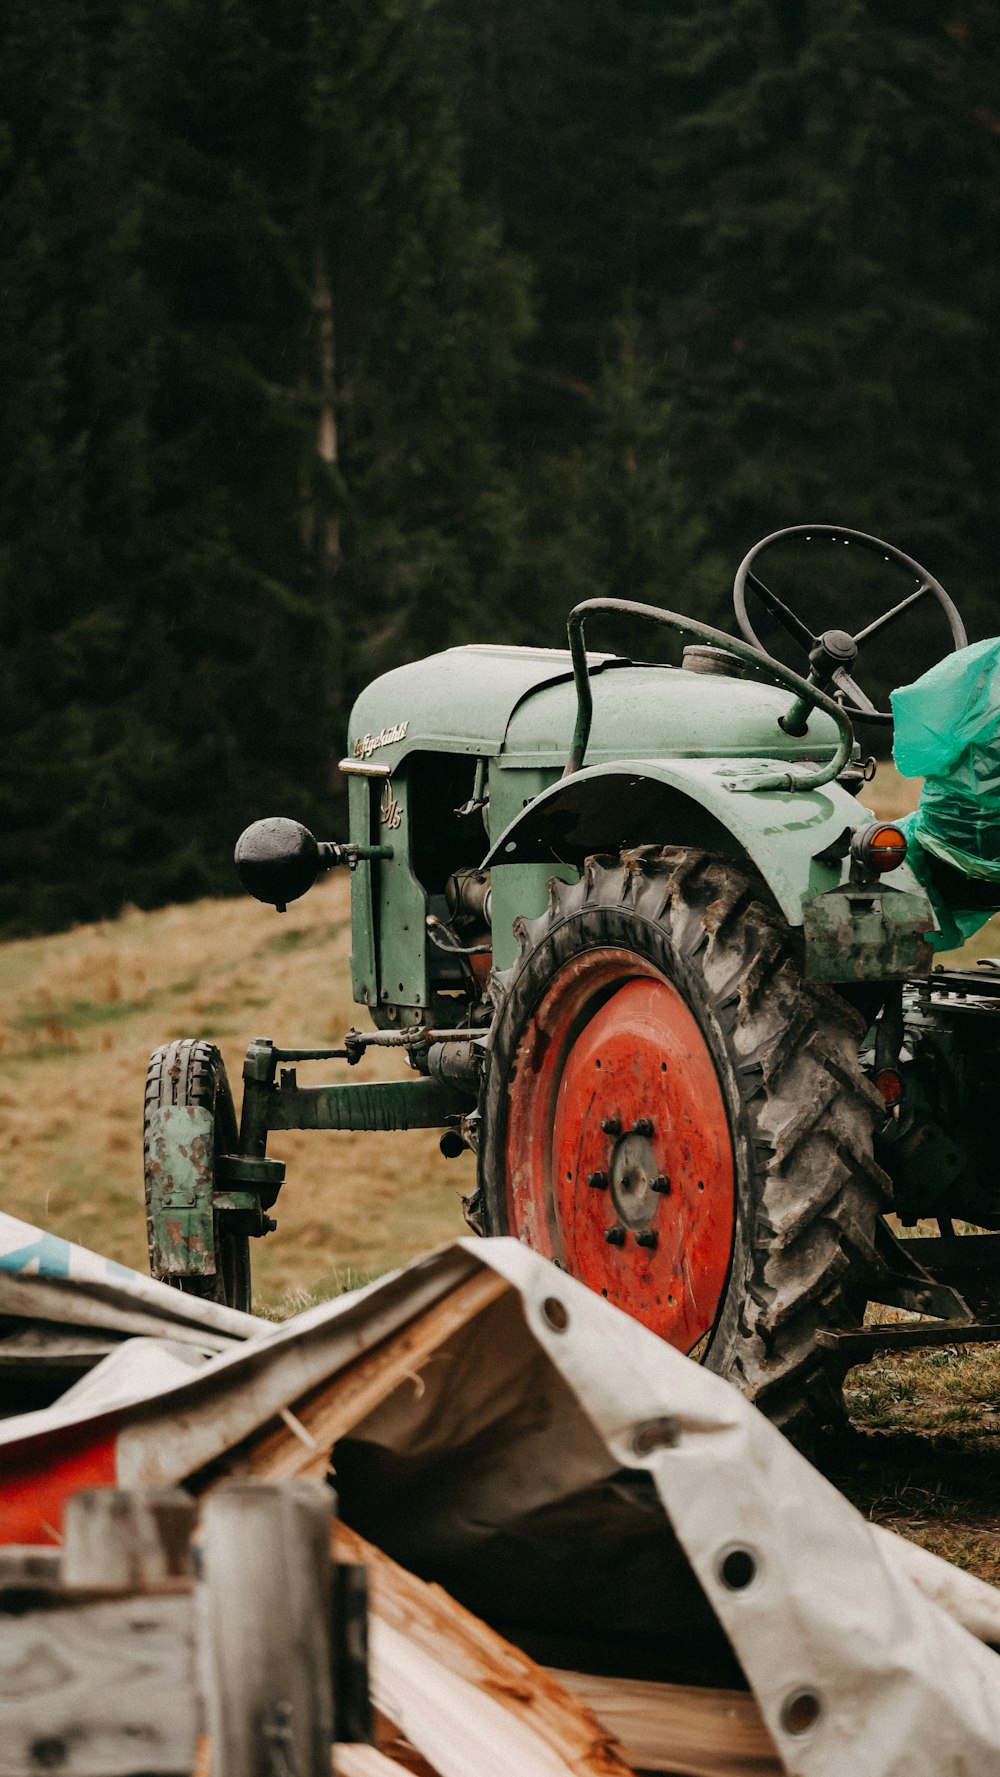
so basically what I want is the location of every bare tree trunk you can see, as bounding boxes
[304,241,341,586]
[298,238,346,800]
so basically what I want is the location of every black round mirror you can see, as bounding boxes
[234,817,321,909]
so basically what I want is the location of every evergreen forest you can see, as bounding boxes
[2,0,999,934]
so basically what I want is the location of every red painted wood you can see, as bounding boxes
[0,1424,118,1544]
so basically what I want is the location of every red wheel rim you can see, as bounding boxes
[504,947,735,1350]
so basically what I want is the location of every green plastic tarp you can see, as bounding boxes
[891,637,1000,950]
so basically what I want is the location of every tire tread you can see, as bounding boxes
[480,844,887,1444]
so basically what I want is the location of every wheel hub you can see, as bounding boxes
[504,948,736,1352]
[609,1130,658,1230]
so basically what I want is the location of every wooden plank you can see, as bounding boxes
[552,1671,781,1777]
[0,1593,195,1777]
[335,1523,636,1777]
[370,1717,441,1777]
[371,1619,597,1777]
[333,1561,373,1745]
[200,1481,334,1777]
[233,1271,510,1483]
[336,1748,428,1777]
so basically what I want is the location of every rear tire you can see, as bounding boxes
[478,847,888,1443]
[143,1039,251,1313]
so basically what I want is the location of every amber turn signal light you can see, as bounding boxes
[851,822,907,875]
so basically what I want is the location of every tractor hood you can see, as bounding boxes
[346,645,604,768]
[346,644,842,772]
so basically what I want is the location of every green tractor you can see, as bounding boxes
[144,523,1000,1440]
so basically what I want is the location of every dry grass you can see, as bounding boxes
[857,760,923,821]
[7,758,1000,1577]
[0,755,993,1308]
[0,876,473,1310]
[827,1339,1000,1581]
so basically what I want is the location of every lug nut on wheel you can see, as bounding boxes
[631,1117,654,1137]
[635,1229,658,1249]
[605,1226,626,1246]
[652,1175,670,1194]
[588,1170,609,1190]
[600,1116,622,1136]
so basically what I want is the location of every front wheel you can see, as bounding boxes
[478,847,888,1442]
[143,1039,251,1313]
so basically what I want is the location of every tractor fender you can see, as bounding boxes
[483,757,929,927]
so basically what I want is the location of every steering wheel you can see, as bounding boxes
[733,524,967,726]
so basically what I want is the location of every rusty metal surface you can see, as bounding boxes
[817,1320,1000,1359]
[802,882,935,982]
[145,1106,217,1277]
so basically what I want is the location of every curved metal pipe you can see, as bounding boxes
[564,597,854,794]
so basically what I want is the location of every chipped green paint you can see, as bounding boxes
[801,883,935,983]
[146,1104,216,1276]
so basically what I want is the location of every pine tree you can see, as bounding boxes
[303,0,530,676]
[0,0,158,932]
[0,0,533,932]
[455,0,1000,638]
[447,0,733,636]
[519,308,725,643]
[653,0,1000,624]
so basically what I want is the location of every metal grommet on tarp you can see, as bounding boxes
[540,1295,569,1332]
[780,1689,823,1737]
[716,1545,759,1592]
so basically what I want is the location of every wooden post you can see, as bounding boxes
[62,1488,196,1591]
[199,1480,334,1777]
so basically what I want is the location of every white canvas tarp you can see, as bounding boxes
[0,1211,258,1348]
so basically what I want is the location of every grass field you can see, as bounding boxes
[0,766,927,1304]
[0,873,473,1311]
[5,759,1000,1574]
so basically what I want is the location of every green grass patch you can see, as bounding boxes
[255,918,349,959]
[15,998,146,1031]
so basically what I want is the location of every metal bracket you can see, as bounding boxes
[866,1218,972,1323]
[817,1319,1000,1360]
[215,1152,286,1206]
[267,1076,468,1134]
[802,882,934,983]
